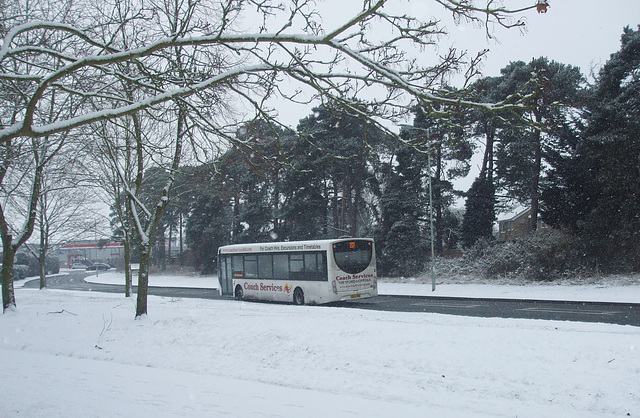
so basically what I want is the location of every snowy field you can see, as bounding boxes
[1,271,639,417]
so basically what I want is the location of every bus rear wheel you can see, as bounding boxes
[235,285,243,301]
[293,288,305,305]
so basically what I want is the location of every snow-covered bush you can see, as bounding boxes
[429,230,593,283]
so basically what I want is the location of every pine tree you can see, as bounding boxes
[411,102,473,255]
[461,175,495,247]
[293,104,389,238]
[185,186,233,274]
[222,120,290,243]
[460,77,504,249]
[376,146,429,275]
[543,26,640,271]
[494,58,584,231]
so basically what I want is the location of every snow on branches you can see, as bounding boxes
[0,0,543,146]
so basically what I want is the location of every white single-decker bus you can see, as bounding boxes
[217,238,378,305]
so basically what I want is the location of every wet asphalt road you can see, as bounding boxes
[24,272,640,327]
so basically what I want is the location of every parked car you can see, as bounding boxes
[71,263,87,269]
[86,263,111,271]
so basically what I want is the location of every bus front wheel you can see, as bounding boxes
[235,285,243,301]
[293,288,305,305]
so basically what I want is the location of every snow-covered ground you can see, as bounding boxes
[2,271,639,417]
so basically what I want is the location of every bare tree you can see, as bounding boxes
[91,118,138,297]
[28,149,99,289]
[0,134,63,310]
[0,1,542,143]
[1,0,86,311]
[1,0,544,314]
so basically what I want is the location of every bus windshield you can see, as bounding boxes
[332,240,373,274]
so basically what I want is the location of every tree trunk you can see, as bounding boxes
[273,169,281,239]
[232,193,240,243]
[530,112,543,233]
[124,236,132,297]
[481,121,495,182]
[350,189,359,237]
[38,209,48,289]
[135,244,151,317]
[1,236,16,312]
[340,183,347,234]
[168,227,173,266]
[345,184,355,236]
[179,213,183,254]
[322,181,328,236]
[635,153,640,270]
[434,143,444,256]
[131,106,183,318]
[331,183,339,235]
[38,250,47,290]
[351,174,364,237]
[157,226,166,271]
[1,145,44,311]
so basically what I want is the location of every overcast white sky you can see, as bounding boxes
[266,0,639,128]
[439,0,640,80]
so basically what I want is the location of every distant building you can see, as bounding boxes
[497,208,550,241]
[58,241,125,268]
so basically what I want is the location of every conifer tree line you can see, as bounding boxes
[148,26,640,276]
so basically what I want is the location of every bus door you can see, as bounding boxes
[218,255,233,296]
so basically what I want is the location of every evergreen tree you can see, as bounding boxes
[542,26,640,271]
[165,166,201,263]
[185,175,233,274]
[411,102,473,255]
[293,104,390,238]
[219,120,290,243]
[494,58,584,231]
[277,131,328,240]
[460,77,505,248]
[467,76,503,183]
[376,146,429,275]
[461,175,495,247]
[182,120,289,272]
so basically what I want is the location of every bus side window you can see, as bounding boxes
[258,254,273,279]
[273,254,288,279]
[304,253,317,272]
[304,252,325,280]
[232,255,244,278]
[290,254,304,271]
[244,255,257,278]
[319,253,327,279]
